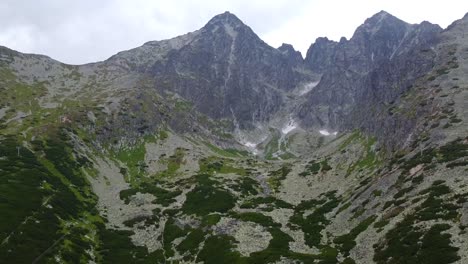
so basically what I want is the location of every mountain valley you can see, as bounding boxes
[0,10,467,264]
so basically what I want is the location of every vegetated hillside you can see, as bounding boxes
[0,11,467,264]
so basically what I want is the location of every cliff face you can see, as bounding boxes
[0,11,446,143]
[106,12,311,129]
[299,11,442,150]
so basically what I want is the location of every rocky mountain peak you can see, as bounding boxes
[205,11,245,28]
[300,10,442,140]
[304,37,338,73]
[278,43,303,64]
[201,11,256,44]
[114,11,312,128]
[365,10,399,25]
[354,10,408,37]
[370,10,391,19]
[278,43,296,53]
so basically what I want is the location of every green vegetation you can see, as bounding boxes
[337,131,381,175]
[374,219,390,231]
[354,137,378,168]
[374,181,461,263]
[334,216,376,256]
[176,229,205,256]
[248,228,294,263]
[401,138,467,174]
[278,151,297,160]
[204,142,246,158]
[196,235,244,264]
[337,201,352,214]
[159,130,168,140]
[374,222,460,264]
[231,212,280,228]
[156,147,185,178]
[393,186,415,199]
[114,141,147,183]
[120,183,182,206]
[224,148,250,157]
[201,214,222,227]
[373,189,383,197]
[42,137,91,195]
[299,159,332,176]
[263,132,298,160]
[122,215,156,228]
[267,164,291,191]
[98,223,164,263]
[248,228,339,264]
[289,192,340,248]
[339,131,361,150]
[417,224,460,263]
[162,218,190,257]
[182,174,235,216]
[416,185,459,221]
[264,133,280,160]
[239,196,293,210]
[174,100,192,112]
[447,160,468,168]
[199,157,247,175]
[348,137,379,175]
[412,174,424,184]
[229,177,259,197]
[0,134,101,263]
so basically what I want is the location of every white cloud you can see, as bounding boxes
[263,0,468,57]
[0,0,467,64]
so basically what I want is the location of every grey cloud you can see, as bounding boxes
[0,0,307,64]
[1,0,466,64]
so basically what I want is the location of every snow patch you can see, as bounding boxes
[319,129,338,136]
[240,136,267,156]
[243,142,257,148]
[298,81,320,96]
[281,119,297,135]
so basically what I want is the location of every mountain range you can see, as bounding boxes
[0,10,467,264]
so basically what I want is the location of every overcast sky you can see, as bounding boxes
[1,0,467,64]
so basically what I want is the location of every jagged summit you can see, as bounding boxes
[278,43,295,50]
[201,11,258,43]
[278,43,304,63]
[278,43,300,55]
[205,11,245,27]
[355,10,408,35]
[372,10,391,18]
[304,37,338,73]
[366,10,398,23]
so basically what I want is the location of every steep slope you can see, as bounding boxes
[299,11,442,150]
[107,12,312,128]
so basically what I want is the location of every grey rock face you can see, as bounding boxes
[278,43,304,66]
[108,12,312,129]
[304,37,338,73]
[299,11,443,149]
[0,10,459,151]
